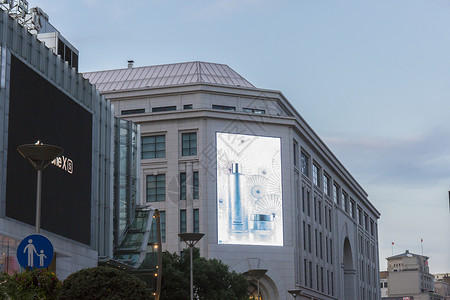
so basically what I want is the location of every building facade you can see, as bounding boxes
[0,4,141,280]
[381,250,443,300]
[84,61,381,300]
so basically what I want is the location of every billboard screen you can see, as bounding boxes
[217,132,283,246]
[5,55,92,245]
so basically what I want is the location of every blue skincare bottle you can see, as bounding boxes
[228,163,248,233]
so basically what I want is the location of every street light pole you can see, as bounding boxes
[17,141,63,234]
[178,232,204,300]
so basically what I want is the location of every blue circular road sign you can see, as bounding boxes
[17,234,54,269]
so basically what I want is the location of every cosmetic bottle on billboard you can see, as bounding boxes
[249,213,275,242]
[228,163,248,233]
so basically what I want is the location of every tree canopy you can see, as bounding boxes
[160,248,248,300]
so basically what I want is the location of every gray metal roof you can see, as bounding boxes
[83,61,255,93]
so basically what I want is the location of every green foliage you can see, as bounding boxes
[160,248,248,300]
[0,268,62,300]
[57,266,151,300]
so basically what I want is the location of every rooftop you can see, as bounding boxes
[83,61,255,93]
[388,250,429,260]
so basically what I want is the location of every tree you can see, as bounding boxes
[58,266,151,300]
[160,248,248,300]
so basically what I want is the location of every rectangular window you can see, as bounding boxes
[329,209,332,232]
[182,132,197,156]
[194,209,199,233]
[350,200,355,219]
[152,105,176,112]
[315,229,318,257]
[304,259,308,286]
[180,172,186,200]
[331,272,334,296]
[342,192,348,212]
[316,265,319,291]
[330,238,333,264]
[324,204,328,229]
[364,213,369,231]
[308,224,312,253]
[314,197,318,221]
[358,206,362,225]
[309,261,313,288]
[142,135,165,159]
[301,152,309,176]
[313,164,320,186]
[302,187,306,213]
[326,238,329,262]
[293,142,298,167]
[146,174,165,202]
[212,104,236,111]
[193,171,199,199]
[333,184,339,205]
[320,232,323,259]
[318,200,322,225]
[303,221,307,251]
[327,270,330,294]
[307,190,311,217]
[180,209,186,234]
[323,174,330,196]
[183,104,193,109]
[243,107,265,114]
[321,267,324,293]
[121,108,145,115]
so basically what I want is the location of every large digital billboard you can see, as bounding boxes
[5,55,92,245]
[217,132,283,246]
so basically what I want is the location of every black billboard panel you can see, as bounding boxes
[6,55,92,245]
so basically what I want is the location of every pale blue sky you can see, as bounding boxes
[32,0,450,273]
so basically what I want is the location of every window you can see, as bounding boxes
[152,105,176,112]
[193,209,199,233]
[318,200,322,225]
[293,142,298,167]
[307,190,311,217]
[146,174,165,202]
[315,229,318,256]
[193,171,199,199]
[183,104,193,109]
[180,172,186,200]
[303,221,307,251]
[121,108,145,115]
[313,164,320,186]
[142,135,165,159]
[323,174,330,196]
[309,261,313,288]
[320,232,323,259]
[333,184,339,205]
[304,259,308,286]
[357,206,362,225]
[350,200,355,219]
[212,104,236,111]
[182,132,197,156]
[308,224,312,253]
[342,192,348,212]
[180,209,186,234]
[364,213,369,231]
[243,107,265,114]
[370,219,374,236]
[301,152,309,176]
[150,211,166,243]
[302,187,306,213]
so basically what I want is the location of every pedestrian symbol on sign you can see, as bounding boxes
[17,234,54,269]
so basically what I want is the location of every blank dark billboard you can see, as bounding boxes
[6,55,92,245]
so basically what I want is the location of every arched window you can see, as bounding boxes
[247,283,263,300]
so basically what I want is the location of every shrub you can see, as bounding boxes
[0,268,61,300]
[58,266,151,300]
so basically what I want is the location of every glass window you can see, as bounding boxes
[152,106,176,112]
[193,209,199,233]
[182,132,197,156]
[333,184,339,205]
[243,107,265,114]
[342,192,348,212]
[313,164,320,186]
[121,108,145,115]
[183,104,193,109]
[146,174,165,202]
[301,152,309,176]
[180,209,186,234]
[358,207,363,225]
[350,200,355,219]
[212,104,236,111]
[142,135,165,159]
[293,142,298,167]
[193,171,199,199]
[180,172,186,200]
[323,174,330,196]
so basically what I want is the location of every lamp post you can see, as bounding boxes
[178,232,204,300]
[17,141,63,234]
[244,269,267,300]
[288,288,302,299]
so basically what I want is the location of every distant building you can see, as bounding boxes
[84,61,381,300]
[380,270,388,297]
[381,250,443,300]
[434,273,450,300]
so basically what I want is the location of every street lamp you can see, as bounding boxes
[288,288,302,299]
[178,232,204,300]
[17,141,63,234]
[244,269,267,300]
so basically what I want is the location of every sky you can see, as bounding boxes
[29,0,450,273]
